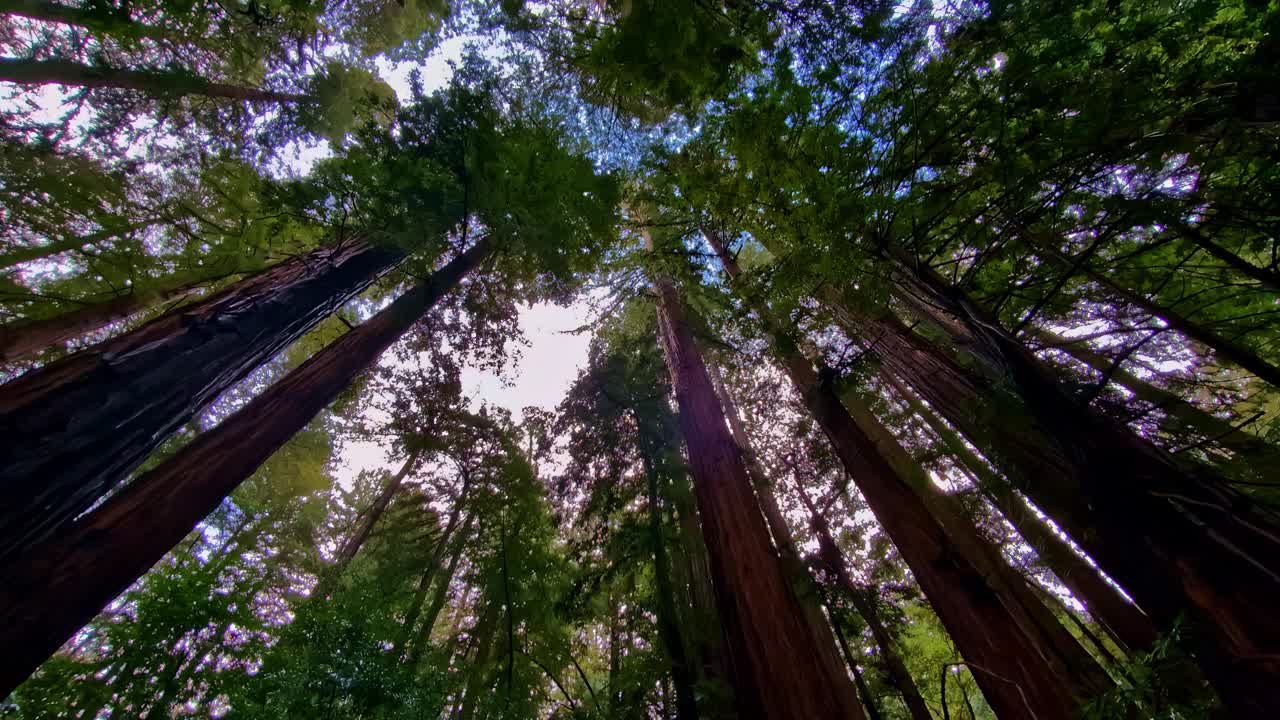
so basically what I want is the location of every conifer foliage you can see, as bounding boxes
[1,0,1277,718]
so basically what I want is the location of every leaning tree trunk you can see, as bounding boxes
[792,482,934,720]
[0,278,204,363]
[1029,237,1280,389]
[651,272,868,720]
[886,371,1160,652]
[0,0,176,42]
[1029,326,1280,469]
[706,230,1103,719]
[0,237,493,698]
[892,251,1280,718]
[0,57,309,104]
[330,450,423,574]
[0,239,402,561]
[408,514,476,665]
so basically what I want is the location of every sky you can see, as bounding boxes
[329,39,599,484]
[334,299,595,485]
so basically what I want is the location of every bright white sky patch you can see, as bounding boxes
[333,299,594,485]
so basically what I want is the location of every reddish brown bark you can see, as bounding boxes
[708,364,868,713]
[652,275,867,720]
[893,255,1280,718]
[0,240,402,561]
[887,371,1160,652]
[0,237,492,698]
[0,280,202,363]
[707,231,1100,718]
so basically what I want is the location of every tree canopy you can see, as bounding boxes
[1,0,1277,718]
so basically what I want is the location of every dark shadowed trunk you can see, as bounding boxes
[887,371,1160,652]
[330,450,423,574]
[0,0,175,42]
[651,271,868,720]
[892,253,1280,717]
[0,279,204,363]
[0,237,492,698]
[0,240,403,561]
[0,58,309,104]
[1029,326,1280,470]
[706,229,1101,718]
[638,429,700,720]
[792,484,945,720]
[406,511,476,662]
[1030,238,1280,388]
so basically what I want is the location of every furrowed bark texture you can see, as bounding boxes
[708,231,1101,717]
[0,281,202,363]
[0,240,402,560]
[895,255,1280,718]
[707,363,865,707]
[653,277,867,720]
[0,238,491,698]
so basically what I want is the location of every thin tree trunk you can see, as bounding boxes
[409,512,476,664]
[638,433,700,720]
[0,239,402,560]
[1030,326,1280,468]
[792,487,937,720]
[395,483,470,654]
[0,279,203,363]
[330,450,423,575]
[651,267,868,720]
[892,252,1280,717]
[887,371,1160,652]
[1030,237,1280,388]
[0,57,309,104]
[833,620,884,720]
[0,219,167,271]
[706,230,1100,719]
[0,0,175,42]
[0,237,492,698]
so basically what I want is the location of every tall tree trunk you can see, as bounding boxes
[1030,238,1280,388]
[397,478,471,655]
[0,279,203,363]
[791,485,943,720]
[0,239,402,560]
[887,371,1160,652]
[0,237,492,698]
[706,230,1101,718]
[707,362,867,711]
[638,431,700,720]
[0,0,175,42]
[1030,326,1280,468]
[651,269,868,720]
[0,58,309,104]
[892,252,1280,717]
